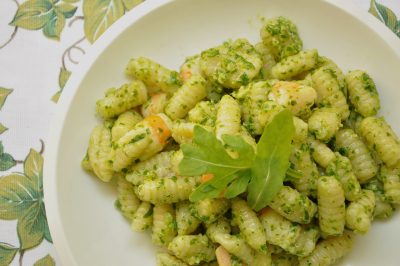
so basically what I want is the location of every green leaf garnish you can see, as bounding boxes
[224,170,251,199]
[248,109,294,210]
[179,126,255,177]
[179,109,294,211]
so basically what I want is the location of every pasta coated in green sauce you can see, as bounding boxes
[82,15,400,266]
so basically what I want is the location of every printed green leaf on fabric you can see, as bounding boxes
[0,174,37,220]
[9,0,77,40]
[62,0,80,3]
[122,0,144,10]
[43,11,66,40]
[0,124,7,135]
[18,202,47,249]
[0,88,13,110]
[55,2,78,18]
[52,67,71,103]
[247,109,294,211]
[10,0,55,30]
[24,149,43,182]
[0,149,51,250]
[369,0,400,37]
[0,243,18,266]
[83,0,125,43]
[0,142,16,171]
[34,254,56,266]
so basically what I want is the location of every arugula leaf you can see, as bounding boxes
[179,126,254,177]
[224,170,251,199]
[247,109,294,211]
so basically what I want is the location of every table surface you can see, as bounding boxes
[0,0,399,265]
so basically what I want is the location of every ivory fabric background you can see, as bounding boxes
[0,0,399,265]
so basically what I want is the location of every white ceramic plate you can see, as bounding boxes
[44,0,400,265]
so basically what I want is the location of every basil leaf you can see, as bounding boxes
[247,109,294,211]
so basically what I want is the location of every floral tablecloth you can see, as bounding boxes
[0,0,399,265]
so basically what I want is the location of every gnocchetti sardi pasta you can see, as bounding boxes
[82,16,400,266]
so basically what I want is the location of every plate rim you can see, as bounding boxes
[43,0,400,265]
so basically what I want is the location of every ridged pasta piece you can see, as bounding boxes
[358,116,400,167]
[176,201,201,235]
[317,176,346,236]
[363,178,394,219]
[156,253,189,266]
[346,189,375,234]
[260,16,303,61]
[233,81,276,135]
[141,93,169,118]
[206,217,231,243]
[188,101,216,127]
[293,117,308,143]
[112,113,172,171]
[180,55,203,82]
[126,57,181,94]
[289,142,319,196]
[131,201,153,232]
[269,186,317,224]
[335,129,378,183]
[152,204,177,246]
[232,198,267,252]
[318,57,347,97]
[268,244,285,255]
[111,110,143,142]
[213,234,256,266]
[179,57,223,103]
[240,126,257,152]
[308,137,335,168]
[116,176,141,220]
[298,233,353,266]
[126,151,174,185]
[259,208,301,250]
[311,66,349,120]
[165,75,208,120]
[253,251,273,266]
[326,153,362,201]
[271,253,298,266]
[96,81,148,119]
[200,39,262,89]
[345,70,380,117]
[255,42,277,79]
[191,198,230,224]
[81,151,93,172]
[137,176,199,204]
[172,121,196,144]
[260,208,319,257]
[171,121,212,144]
[380,166,400,204]
[171,149,183,176]
[285,226,320,257]
[215,95,241,139]
[268,81,317,118]
[87,124,114,182]
[343,110,363,133]
[200,261,219,266]
[168,235,216,265]
[271,49,319,80]
[308,108,341,142]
